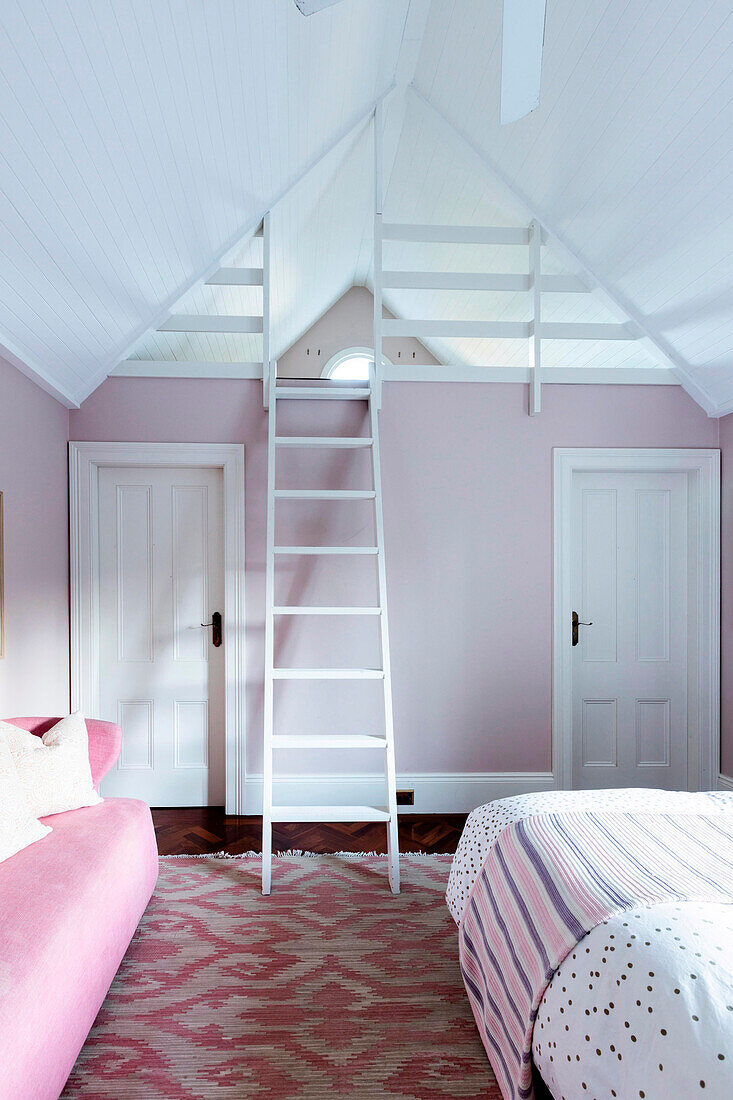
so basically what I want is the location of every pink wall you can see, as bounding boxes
[71,377,719,776]
[278,286,439,377]
[0,355,70,714]
[720,413,733,776]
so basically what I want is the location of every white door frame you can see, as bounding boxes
[69,442,247,814]
[553,448,720,792]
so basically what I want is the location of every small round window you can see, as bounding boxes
[322,347,390,382]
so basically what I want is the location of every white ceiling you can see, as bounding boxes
[0,0,731,412]
[410,0,733,410]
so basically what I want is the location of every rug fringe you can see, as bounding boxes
[159,850,446,860]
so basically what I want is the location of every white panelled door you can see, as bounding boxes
[571,470,688,790]
[97,466,225,806]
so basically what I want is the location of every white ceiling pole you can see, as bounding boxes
[407,85,715,415]
[500,0,547,125]
[262,212,272,408]
[373,101,384,410]
[529,219,542,416]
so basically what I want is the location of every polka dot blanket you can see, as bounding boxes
[456,808,733,1100]
[534,901,733,1099]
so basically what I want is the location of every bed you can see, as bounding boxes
[447,789,733,1100]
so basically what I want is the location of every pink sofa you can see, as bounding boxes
[0,717,158,1100]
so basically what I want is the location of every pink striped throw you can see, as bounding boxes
[459,811,733,1100]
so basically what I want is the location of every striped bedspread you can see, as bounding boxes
[459,811,733,1100]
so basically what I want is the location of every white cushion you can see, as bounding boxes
[0,728,51,864]
[0,712,103,818]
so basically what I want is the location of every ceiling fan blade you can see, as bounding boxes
[500,0,547,125]
[293,0,346,14]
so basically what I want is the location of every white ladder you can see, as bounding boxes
[262,372,399,895]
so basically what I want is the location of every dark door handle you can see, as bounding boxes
[201,611,222,647]
[571,611,593,647]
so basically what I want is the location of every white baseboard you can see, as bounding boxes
[244,771,556,815]
[718,773,733,792]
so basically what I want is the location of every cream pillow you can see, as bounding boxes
[0,728,51,864]
[1,712,103,818]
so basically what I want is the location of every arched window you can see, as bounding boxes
[321,347,391,382]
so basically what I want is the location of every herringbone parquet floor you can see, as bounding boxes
[152,808,468,856]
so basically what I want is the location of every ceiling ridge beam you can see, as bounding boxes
[408,84,716,415]
[76,83,396,405]
[354,0,432,287]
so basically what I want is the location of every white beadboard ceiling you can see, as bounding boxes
[0,0,731,411]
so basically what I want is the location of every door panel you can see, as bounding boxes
[581,699,617,767]
[571,470,688,790]
[98,466,224,806]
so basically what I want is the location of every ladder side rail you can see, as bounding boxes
[368,374,400,893]
[262,382,277,894]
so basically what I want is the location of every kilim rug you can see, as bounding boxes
[62,854,501,1099]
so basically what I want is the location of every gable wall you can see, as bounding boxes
[70,376,719,790]
[2,338,729,796]
[277,286,439,378]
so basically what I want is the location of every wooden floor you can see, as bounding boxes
[152,807,468,856]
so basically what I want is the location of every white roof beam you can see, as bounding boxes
[206,268,263,286]
[111,361,675,385]
[381,272,588,292]
[0,337,79,408]
[541,322,635,340]
[383,319,530,339]
[157,315,263,334]
[382,319,634,341]
[382,223,529,245]
[383,365,676,384]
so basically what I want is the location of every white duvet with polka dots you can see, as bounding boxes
[446,788,733,925]
[533,901,733,1099]
[448,789,733,1100]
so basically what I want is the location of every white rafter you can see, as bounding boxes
[0,336,79,409]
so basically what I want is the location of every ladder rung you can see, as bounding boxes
[272,668,385,679]
[274,546,378,555]
[274,490,376,500]
[273,606,382,615]
[275,437,373,448]
[271,734,387,749]
[271,805,390,822]
[275,387,370,400]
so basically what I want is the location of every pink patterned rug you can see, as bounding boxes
[62,854,500,1099]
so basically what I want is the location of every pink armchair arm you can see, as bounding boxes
[3,716,122,789]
